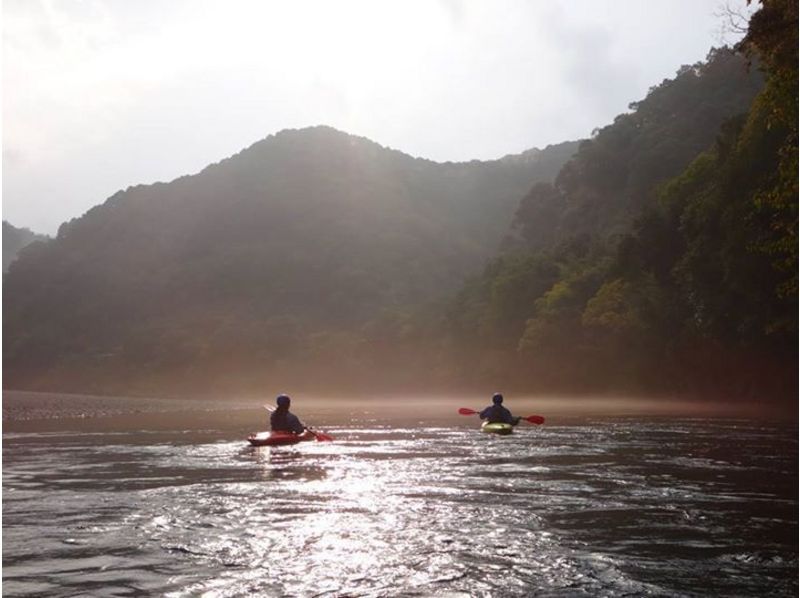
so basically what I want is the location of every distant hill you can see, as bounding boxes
[2,221,49,272]
[8,27,784,401]
[3,127,578,393]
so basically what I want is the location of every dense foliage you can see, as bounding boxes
[4,2,795,403]
[438,1,796,401]
[3,128,576,393]
[507,48,764,251]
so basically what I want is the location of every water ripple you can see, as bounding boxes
[3,418,797,597]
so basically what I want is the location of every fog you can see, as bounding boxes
[4,390,791,436]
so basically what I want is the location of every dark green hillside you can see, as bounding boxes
[509,48,764,251]
[3,127,577,393]
[5,3,793,401]
[441,1,796,402]
[3,221,49,272]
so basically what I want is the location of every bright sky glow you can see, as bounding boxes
[3,0,755,233]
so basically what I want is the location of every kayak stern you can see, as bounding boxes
[481,422,514,435]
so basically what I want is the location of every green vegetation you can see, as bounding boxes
[438,1,797,401]
[3,128,576,394]
[3,2,795,403]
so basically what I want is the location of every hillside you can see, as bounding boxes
[3,128,578,393]
[440,32,796,402]
[5,5,793,401]
[2,221,49,272]
[508,48,765,251]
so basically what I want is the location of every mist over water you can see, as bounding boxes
[3,394,797,597]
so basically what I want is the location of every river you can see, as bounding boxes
[2,394,797,597]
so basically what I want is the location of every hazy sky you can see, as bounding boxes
[3,0,754,234]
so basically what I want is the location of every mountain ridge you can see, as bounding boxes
[2,221,49,272]
[6,35,787,399]
[4,125,579,394]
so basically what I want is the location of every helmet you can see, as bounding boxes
[492,392,503,404]
[276,394,291,407]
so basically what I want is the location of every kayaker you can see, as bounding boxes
[479,393,521,425]
[270,394,306,434]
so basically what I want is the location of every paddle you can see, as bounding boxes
[263,405,334,441]
[458,407,545,425]
[307,428,334,442]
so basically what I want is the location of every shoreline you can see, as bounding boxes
[3,389,795,434]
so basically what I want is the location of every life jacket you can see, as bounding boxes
[270,407,291,431]
[270,407,303,433]
[482,404,514,424]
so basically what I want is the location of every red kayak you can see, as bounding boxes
[247,430,317,447]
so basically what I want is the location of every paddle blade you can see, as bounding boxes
[310,429,334,442]
[524,415,545,425]
[458,408,479,416]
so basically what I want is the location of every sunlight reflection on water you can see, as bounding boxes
[3,419,797,597]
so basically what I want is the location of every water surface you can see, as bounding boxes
[3,401,797,597]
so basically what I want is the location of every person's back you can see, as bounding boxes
[479,392,519,425]
[270,394,305,434]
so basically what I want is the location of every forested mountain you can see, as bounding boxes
[2,221,48,272]
[507,48,764,251]
[438,1,797,402]
[3,128,577,393]
[4,1,795,401]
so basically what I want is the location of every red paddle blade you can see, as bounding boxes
[458,408,478,415]
[311,430,334,441]
[524,415,545,425]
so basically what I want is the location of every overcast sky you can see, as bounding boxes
[3,0,754,234]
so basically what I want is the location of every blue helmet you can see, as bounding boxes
[276,394,291,407]
[492,393,503,404]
